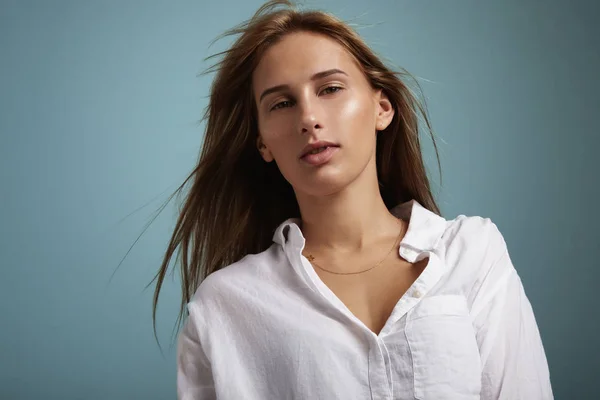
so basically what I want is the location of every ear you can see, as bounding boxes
[256,135,274,162]
[374,89,395,132]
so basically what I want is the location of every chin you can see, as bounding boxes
[296,172,353,197]
[282,158,368,198]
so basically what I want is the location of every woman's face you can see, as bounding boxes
[252,31,394,197]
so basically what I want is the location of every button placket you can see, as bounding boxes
[368,337,393,400]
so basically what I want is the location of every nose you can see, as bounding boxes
[297,96,323,135]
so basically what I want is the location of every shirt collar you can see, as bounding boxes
[272,199,447,256]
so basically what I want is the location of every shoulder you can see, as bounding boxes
[444,214,506,249]
[184,243,295,342]
[187,243,285,313]
[440,213,510,275]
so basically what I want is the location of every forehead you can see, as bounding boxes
[252,31,362,92]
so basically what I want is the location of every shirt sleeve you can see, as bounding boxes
[177,302,216,400]
[470,224,554,399]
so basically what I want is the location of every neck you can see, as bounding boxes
[295,162,402,253]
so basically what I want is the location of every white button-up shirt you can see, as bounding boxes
[177,200,553,399]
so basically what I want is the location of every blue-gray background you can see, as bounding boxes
[1,0,598,399]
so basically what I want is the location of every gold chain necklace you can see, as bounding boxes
[302,224,405,275]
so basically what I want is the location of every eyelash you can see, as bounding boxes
[270,86,343,111]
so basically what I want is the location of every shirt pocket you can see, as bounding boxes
[405,294,481,400]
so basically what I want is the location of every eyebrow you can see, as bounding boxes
[258,68,348,103]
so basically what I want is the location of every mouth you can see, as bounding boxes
[299,144,340,166]
[303,146,333,156]
[299,141,340,159]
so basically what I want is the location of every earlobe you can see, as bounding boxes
[375,89,395,131]
[256,137,274,162]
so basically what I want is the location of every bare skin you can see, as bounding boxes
[252,31,428,335]
[315,258,428,334]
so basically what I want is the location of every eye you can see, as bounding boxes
[270,100,293,111]
[321,86,343,95]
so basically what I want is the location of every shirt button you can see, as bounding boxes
[400,247,414,258]
[413,289,422,298]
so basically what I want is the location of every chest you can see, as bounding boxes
[315,257,428,335]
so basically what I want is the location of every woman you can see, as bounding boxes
[152,1,553,398]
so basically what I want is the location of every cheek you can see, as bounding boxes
[262,124,289,145]
[335,94,376,139]
[261,126,298,161]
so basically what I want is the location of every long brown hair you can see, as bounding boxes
[149,0,441,340]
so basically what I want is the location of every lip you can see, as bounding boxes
[300,145,340,166]
[299,140,340,159]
